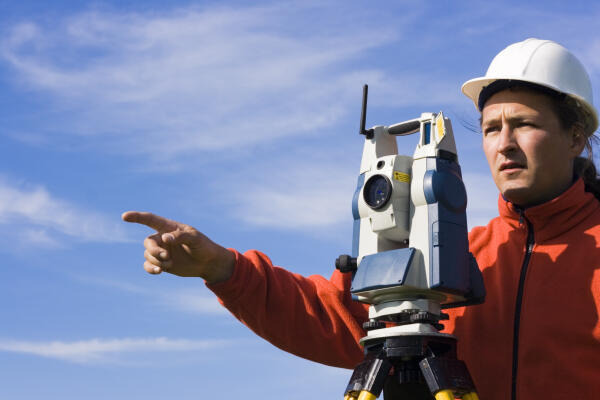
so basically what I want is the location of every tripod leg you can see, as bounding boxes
[343,346,392,400]
[434,389,455,400]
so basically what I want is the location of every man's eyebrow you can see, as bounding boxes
[480,113,535,127]
[480,115,500,127]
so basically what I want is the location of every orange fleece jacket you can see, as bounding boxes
[207,249,368,367]
[445,178,600,400]
[208,178,600,399]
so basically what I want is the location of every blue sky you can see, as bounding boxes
[1,1,599,399]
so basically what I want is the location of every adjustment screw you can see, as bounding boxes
[335,254,357,273]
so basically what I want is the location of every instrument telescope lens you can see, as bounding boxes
[363,175,392,210]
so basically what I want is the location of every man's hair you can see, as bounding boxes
[546,89,600,200]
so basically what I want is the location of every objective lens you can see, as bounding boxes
[363,175,392,209]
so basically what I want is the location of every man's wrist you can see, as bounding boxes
[204,248,235,284]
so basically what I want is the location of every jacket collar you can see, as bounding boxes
[498,178,599,242]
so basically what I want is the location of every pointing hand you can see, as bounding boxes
[121,211,235,283]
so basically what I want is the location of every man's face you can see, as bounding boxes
[481,89,584,207]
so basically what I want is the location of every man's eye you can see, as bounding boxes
[516,121,536,128]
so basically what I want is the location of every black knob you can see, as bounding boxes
[410,311,431,323]
[335,254,357,273]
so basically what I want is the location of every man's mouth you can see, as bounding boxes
[499,161,525,172]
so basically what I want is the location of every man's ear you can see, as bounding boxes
[569,124,587,157]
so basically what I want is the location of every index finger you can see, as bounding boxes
[121,211,180,233]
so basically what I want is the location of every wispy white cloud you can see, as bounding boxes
[0,178,130,246]
[222,157,499,232]
[163,289,228,315]
[74,275,227,315]
[0,337,229,364]
[224,158,356,231]
[73,275,149,295]
[3,3,599,162]
[0,4,457,158]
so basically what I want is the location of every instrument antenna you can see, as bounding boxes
[360,84,374,139]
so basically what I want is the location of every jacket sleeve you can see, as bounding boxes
[206,249,368,369]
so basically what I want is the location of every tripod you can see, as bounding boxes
[343,329,479,400]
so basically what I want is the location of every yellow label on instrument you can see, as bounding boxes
[393,171,410,183]
[435,113,445,141]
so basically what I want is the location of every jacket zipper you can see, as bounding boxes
[511,214,534,400]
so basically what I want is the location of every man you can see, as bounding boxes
[444,38,600,400]
[123,39,600,399]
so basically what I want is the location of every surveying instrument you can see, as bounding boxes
[335,85,485,400]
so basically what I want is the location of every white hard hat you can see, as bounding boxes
[462,38,598,136]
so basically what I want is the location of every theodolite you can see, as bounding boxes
[335,85,485,400]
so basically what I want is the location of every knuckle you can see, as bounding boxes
[144,251,170,269]
[144,261,160,274]
[144,253,158,266]
[144,234,161,247]
[146,247,162,257]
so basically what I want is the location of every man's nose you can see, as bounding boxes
[497,125,518,154]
